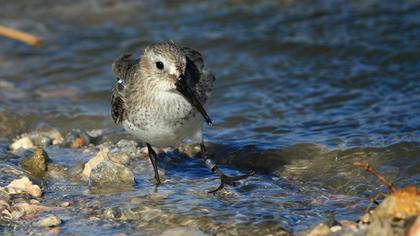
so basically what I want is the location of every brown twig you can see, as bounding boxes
[353,162,397,192]
[0,25,43,47]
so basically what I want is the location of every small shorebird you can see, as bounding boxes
[111,42,253,193]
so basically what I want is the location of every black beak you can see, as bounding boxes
[175,75,213,126]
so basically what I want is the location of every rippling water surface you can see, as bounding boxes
[0,0,419,234]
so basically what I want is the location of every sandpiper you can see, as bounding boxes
[111,42,253,193]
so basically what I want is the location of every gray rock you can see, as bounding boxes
[89,160,135,188]
[116,139,140,159]
[34,215,62,227]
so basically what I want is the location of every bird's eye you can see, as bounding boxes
[155,61,164,70]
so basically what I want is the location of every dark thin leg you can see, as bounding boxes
[146,143,161,185]
[200,143,254,193]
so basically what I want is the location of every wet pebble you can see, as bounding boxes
[9,129,64,151]
[60,202,70,207]
[11,202,53,216]
[10,136,34,152]
[64,129,92,148]
[20,148,51,178]
[1,209,12,220]
[11,210,24,220]
[89,160,135,188]
[6,176,42,198]
[34,215,62,227]
[82,147,110,180]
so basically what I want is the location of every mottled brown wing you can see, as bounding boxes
[181,47,215,104]
[111,84,125,124]
[111,53,139,124]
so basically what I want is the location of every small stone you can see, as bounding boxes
[10,136,34,152]
[20,148,51,178]
[12,202,52,216]
[64,129,92,148]
[43,129,64,145]
[39,136,53,147]
[1,209,12,219]
[89,160,135,187]
[60,202,70,207]
[0,199,9,209]
[34,215,62,227]
[7,177,42,198]
[307,223,330,236]
[30,199,41,205]
[82,147,110,180]
[11,210,24,220]
[330,225,341,232]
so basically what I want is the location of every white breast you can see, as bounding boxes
[124,91,204,147]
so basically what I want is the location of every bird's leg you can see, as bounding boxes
[146,143,161,185]
[200,143,254,193]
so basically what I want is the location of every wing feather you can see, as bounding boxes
[181,47,215,104]
[111,53,139,124]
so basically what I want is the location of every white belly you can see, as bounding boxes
[123,111,203,147]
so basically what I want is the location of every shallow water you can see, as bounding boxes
[0,0,419,235]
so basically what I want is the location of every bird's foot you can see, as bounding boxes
[208,169,255,194]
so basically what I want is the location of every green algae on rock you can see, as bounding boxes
[20,148,51,178]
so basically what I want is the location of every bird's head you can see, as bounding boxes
[140,42,187,90]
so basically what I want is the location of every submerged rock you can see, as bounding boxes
[6,176,42,198]
[89,160,135,188]
[20,148,51,178]
[34,215,62,227]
